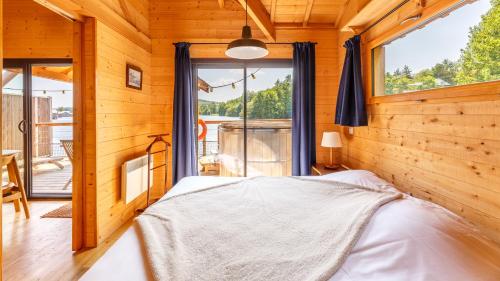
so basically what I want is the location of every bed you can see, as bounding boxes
[81,170,500,281]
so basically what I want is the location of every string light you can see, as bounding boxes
[207,68,261,91]
[2,87,72,94]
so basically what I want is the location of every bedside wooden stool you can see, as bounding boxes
[311,163,349,176]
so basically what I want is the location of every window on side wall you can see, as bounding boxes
[372,0,499,96]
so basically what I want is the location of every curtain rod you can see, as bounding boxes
[172,42,318,45]
[358,0,411,36]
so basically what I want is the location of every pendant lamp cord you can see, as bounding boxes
[245,0,248,26]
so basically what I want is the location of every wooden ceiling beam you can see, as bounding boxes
[270,0,277,22]
[339,0,401,32]
[303,0,315,27]
[275,22,336,30]
[335,0,350,28]
[33,0,84,21]
[117,0,137,30]
[32,67,73,83]
[235,0,276,41]
[33,0,151,52]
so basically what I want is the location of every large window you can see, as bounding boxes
[194,61,292,177]
[372,0,499,96]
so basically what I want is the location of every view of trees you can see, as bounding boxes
[199,75,292,119]
[383,0,499,95]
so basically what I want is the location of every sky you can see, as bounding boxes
[198,68,292,102]
[3,70,73,109]
[385,0,492,73]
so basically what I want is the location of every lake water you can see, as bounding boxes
[52,116,73,143]
[199,115,240,142]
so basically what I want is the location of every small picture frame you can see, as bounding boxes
[126,64,143,90]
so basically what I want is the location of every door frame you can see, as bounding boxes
[3,58,73,199]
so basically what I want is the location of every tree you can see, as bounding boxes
[431,59,458,85]
[456,0,500,84]
[402,65,413,79]
[198,75,292,119]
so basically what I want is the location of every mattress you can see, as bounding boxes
[80,171,500,281]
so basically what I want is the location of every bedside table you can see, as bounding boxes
[311,163,349,176]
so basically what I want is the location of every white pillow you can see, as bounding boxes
[319,170,398,192]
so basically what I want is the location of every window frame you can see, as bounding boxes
[191,59,293,177]
[363,0,500,104]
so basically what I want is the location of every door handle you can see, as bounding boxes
[17,120,26,134]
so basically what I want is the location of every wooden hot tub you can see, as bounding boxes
[218,119,291,177]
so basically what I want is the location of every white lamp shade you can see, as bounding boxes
[225,46,269,60]
[321,132,342,148]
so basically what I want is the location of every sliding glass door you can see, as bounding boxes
[194,60,292,177]
[2,59,73,198]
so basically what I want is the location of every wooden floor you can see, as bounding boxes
[3,200,132,281]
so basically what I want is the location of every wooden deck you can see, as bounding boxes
[32,159,72,194]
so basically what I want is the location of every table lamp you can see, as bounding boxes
[321,132,342,169]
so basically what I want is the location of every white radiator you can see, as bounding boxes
[121,155,153,204]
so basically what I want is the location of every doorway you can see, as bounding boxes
[193,60,293,177]
[2,59,73,198]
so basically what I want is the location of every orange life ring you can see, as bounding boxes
[198,119,208,141]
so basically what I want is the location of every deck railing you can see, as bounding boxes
[198,119,225,157]
[33,122,73,158]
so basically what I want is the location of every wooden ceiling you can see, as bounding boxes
[2,66,73,86]
[260,0,346,26]
[36,0,350,49]
[216,0,347,41]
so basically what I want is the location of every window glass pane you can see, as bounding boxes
[373,0,499,96]
[31,64,73,195]
[197,67,244,177]
[246,67,292,177]
[195,63,292,177]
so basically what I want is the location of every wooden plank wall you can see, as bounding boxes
[92,20,152,243]
[0,0,3,277]
[337,1,500,242]
[150,0,339,196]
[3,0,73,58]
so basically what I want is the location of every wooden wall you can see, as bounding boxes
[92,19,152,243]
[150,0,339,196]
[3,0,73,58]
[338,0,500,242]
[1,0,3,277]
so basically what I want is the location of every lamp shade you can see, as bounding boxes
[225,26,268,60]
[321,132,342,148]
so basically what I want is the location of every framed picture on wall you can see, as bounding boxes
[126,64,143,90]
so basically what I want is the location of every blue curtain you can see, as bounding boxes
[335,36,368,126]
[172,42,198,184]
[292,42,316,176]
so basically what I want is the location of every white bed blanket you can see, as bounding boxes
[81,171,500,281]
[136,177,401,281]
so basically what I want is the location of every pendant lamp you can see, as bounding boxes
[226,0,269,59]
